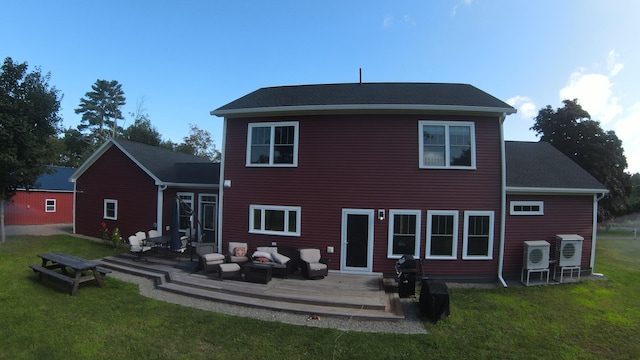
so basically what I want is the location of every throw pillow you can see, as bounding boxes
[252,251,273,261]
[234,247,246,257]
[256,257,271,262]
[271,252,291,264]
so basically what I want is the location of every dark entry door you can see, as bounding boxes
[341,209,373,272]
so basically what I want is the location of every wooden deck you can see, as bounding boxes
[99,254,405,321]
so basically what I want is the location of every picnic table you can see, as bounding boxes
[29,252,110,296]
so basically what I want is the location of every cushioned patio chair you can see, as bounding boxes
[129,234,152,258]
[299,248,329,279]
[196,243,225,273]
[225,242,249,265]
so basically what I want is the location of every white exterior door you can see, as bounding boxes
[340,209,374,273]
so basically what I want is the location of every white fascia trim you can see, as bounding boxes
[156,182,219,189]
[211,104,517,117]
[506,187,609,195]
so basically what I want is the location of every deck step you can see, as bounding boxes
[158,281,403,321]
[99,254,404,321]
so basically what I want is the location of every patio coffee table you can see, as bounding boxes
[244,263,272,284]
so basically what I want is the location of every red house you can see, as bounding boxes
[211,83,608,284]
[70,138,220,242]
[5,166,75,225]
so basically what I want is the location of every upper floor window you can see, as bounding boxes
[510,201,544,215]
[387,210,421,259]
[249,205,301,236]
[462,211,494,260]
[45,199,56,213]
[104,199,118,220]
[419,121,475,169]
[247,122,299,167]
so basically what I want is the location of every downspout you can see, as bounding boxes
[590,192,607,276]
[72,182,77,234]
[216,117,228,254]
[157,184,167,234]
[497,113,508,287]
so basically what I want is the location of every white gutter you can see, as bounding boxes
[498,113,508,287]
[506,186,609,195]
[216,117,228,254]
[590,192,607,276]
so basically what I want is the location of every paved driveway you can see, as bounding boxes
[4,224,73,236]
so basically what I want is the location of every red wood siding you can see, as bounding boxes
[504,194,595,276]
[222,114,503,276]
[5,191,73,225]
[75,146,159,239]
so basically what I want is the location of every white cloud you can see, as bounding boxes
[451,0,473,17]
[507,96,537,118]
[383,15,394,28]
[559,54,623,124]
[614,104,640,174]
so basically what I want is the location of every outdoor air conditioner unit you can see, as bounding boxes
[523,240,550,270]
[555,234,583,267]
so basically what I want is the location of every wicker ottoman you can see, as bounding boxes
[218,263,242,280]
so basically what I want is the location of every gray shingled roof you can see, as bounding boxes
[212,82,516,116]
[506,141,607,192]
[113,138,219,185]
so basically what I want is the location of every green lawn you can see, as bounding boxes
[1,234,639,359]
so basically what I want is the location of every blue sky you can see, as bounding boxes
[2,0,639,173]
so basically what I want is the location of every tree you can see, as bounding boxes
[0,57,62,243]
[531,99,631,220]
[175,124,221,162]
[122,97,162,146]
[75,79,126,146]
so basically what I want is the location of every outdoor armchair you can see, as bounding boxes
[225,242,249,265]
[299,248,329,279]
[128,233,152,257]
[196,243,224,273]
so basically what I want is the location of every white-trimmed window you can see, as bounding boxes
[250,205,300,236]
[247,122,299,167]
[45,199,56,213]
[419,121,475,169]
[426,210,459,259]
[463,211,494,260]
[510,201,544,215]
[387,210,421,259]
[104,199,118,220]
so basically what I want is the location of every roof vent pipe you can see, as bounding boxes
[359,68,362,84]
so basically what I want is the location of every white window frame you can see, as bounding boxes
[103,199,118,220]
[246,121,299,167]
[462,211,494,260]
[510,201,544,215]
[387,210,421,259]
[249,205,301,236]
[426,210,459,260]
[45,199,56,213]
[418,121,476,169]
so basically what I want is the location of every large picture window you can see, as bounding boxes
[103,199,118,220]
[419,121,475,169]
[387,210,421,259]
[247,122,299,167]
[463,211,494,260]
[249,205,300,236]
[426,210,459,259]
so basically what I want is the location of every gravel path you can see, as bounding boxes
[109,271,428,334]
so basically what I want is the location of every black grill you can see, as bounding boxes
[395,255,417,298]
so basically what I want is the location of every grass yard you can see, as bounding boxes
[1,234,639,359]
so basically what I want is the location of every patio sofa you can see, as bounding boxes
[249,246,292,278]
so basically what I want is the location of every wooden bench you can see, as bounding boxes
[29,264,75,284]
[96,267,112,276]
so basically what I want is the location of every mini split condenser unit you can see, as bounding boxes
[556,234,583,267]
[523,240,550,270]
